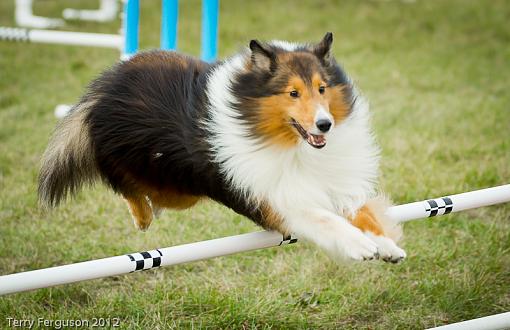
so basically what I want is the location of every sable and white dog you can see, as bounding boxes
[39,33,406,263]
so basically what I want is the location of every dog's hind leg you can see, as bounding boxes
[350,196,406,263]
[148,188,200,212]
[124,194,153,231]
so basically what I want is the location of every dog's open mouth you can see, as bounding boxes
[291,118,326,149]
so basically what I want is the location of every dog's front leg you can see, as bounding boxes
[349,196,406,263]
[285,209,379,261]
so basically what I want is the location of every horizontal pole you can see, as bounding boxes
[0,184,508,295]
[387,184,510,223]
[0,26,122,49]
[0,231,287,295]
[427,311,510,330]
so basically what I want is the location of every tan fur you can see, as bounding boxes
[256,95,300,147]
[350,205,385,236]
[325,85,350,123]
[124,195,153,231]
[259,201,288,234]
[365,195,403,242]
[148,187,200,210]
[350,195,403,242]
[123,181,200,231]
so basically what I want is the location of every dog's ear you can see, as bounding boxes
[249,40,275,72]
[313,32,333,64]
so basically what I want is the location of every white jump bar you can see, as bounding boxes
[387,184,510,223]
[0,231,286,296]
[427,311,510,330]
[0,184,509,296]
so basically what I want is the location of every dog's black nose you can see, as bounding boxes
[316,119,332,133]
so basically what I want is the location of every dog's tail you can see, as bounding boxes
[38,100,99,208]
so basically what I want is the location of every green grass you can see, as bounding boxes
[1,0,509,328]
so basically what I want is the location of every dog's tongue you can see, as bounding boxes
[307,133,326,149]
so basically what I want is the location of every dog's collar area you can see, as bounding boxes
[290,118,326,149]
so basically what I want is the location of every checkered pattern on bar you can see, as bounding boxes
[279,235,298,245]
[127,249,163,272]
[424,197,453,217]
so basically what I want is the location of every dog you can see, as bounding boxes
[38,33,406,263]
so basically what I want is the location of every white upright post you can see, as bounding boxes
[63,0,119,22]
[15,0,64,28]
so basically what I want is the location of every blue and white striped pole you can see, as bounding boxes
[160,0,178,50]
[200,0,219,62]
[121,0,140,60]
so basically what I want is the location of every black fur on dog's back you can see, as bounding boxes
[40,51,210,203]
[85,51,213,195]
[39,50,267,225]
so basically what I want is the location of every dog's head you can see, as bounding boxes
[234,33,352,149]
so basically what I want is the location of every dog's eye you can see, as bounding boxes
[289,90,300,98]
[319,86,325,94]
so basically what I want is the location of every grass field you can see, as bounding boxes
[1,0,509,328]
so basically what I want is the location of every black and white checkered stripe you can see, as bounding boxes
[424,197,453,217]
[0,27,30,42]
[279,235,298,245]
[127,249,163,272]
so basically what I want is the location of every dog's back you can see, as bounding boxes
[39,51,214,229]
[86,51,212,194]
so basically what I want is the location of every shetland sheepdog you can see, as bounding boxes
[38,33,406,263]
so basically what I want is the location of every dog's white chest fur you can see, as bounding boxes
[204,53,379,219]
[257,107,379,218]
[208,98,379,220]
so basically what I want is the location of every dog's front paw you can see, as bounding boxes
[334,224,379,261]
[365,233,406,263]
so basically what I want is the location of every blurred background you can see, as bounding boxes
[0,1,509,328]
